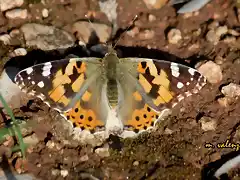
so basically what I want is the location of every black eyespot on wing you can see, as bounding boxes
[135,116,140,121]
[141,62,147,69]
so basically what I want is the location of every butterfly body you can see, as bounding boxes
[103,50,120,108]
[14,46,206,137]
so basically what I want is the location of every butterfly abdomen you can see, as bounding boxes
[103,50,120,108]
[107,79,118,108]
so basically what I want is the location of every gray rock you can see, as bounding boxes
[198,61,222,84]
[5,8,28,19]
[0,0,24,12]
[0,173,37,180]
[20,23,74,51]
[221,83,240,98]
[0,69,23,108]
[200,117,217,131]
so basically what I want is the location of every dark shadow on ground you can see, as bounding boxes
[201,150,240,180]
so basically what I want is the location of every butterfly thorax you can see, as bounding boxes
[103,50,119,108]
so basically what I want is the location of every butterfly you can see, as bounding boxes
[14,46,206,137]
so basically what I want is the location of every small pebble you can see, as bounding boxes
[148,14,156,22]
[218,97,231,107]
[223,36,236,44]
[42,8,49,18]
[198,61,222,84]
[80,154,89,162]
[164,128,173,135]
[143,0,168,9]
[23,133,39,145]
[167,28,182,44]
[215,25,228,37]
[46,141,55,149]
[10,48,27,57]
[221,83,240,98]
[9,29,20,37]
[208,21,219,30]
[95,145,110,158]
[200,117,217,131]
[215,55,225,65]
[138,29,155,40]
[5,8,28,19]
[52,169,60,176]
[0,34,11,45]
[60,170,68,177]
[133,161,139,166]
[228,29,240,36]
[206,30,219,45]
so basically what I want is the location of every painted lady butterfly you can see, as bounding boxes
[14,46,206,137]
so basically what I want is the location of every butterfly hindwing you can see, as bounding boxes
[14,57,109,133]
[117,58,206,133]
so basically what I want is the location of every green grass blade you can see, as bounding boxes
[0,93,27,158]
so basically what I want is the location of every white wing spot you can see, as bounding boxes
[42,69,51,77]
[188,68,195,76]
[186,82,190,86]
[27,77,31,80]
[190,78,193,81]
[37,81,44,88]
[171,62,180,77]
[172,71,180,77]
[177,82,184,89]
[31,81,35,85]
[26,67,33,74]
[43,62,52,68]
[42,62,52,76]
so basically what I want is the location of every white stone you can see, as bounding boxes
[5,8,28,19]
[168,29,182,44]
[0,34,11,45]
[95,145,110,158]
[42,8,49,18]
[10,48,27,57]
[60,170,68,177]
[200,117,217,131]
[0,0,24,11]
[221,83,240,98]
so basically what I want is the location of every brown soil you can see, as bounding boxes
[1,0,240,180]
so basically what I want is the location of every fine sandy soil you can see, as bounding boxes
[1,0,240,180]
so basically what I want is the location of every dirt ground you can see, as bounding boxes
[1,0,240,179]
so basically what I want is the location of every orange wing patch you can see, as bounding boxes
[63,101,104,132]
[125,104,160,133]
[137,61,175,108]
[48,61,87,105]
[65,60,86,74]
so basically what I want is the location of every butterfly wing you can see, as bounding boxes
[14,58,109,133]
[117,58,206,133]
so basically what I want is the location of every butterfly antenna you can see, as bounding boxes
[111,15,138,51]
